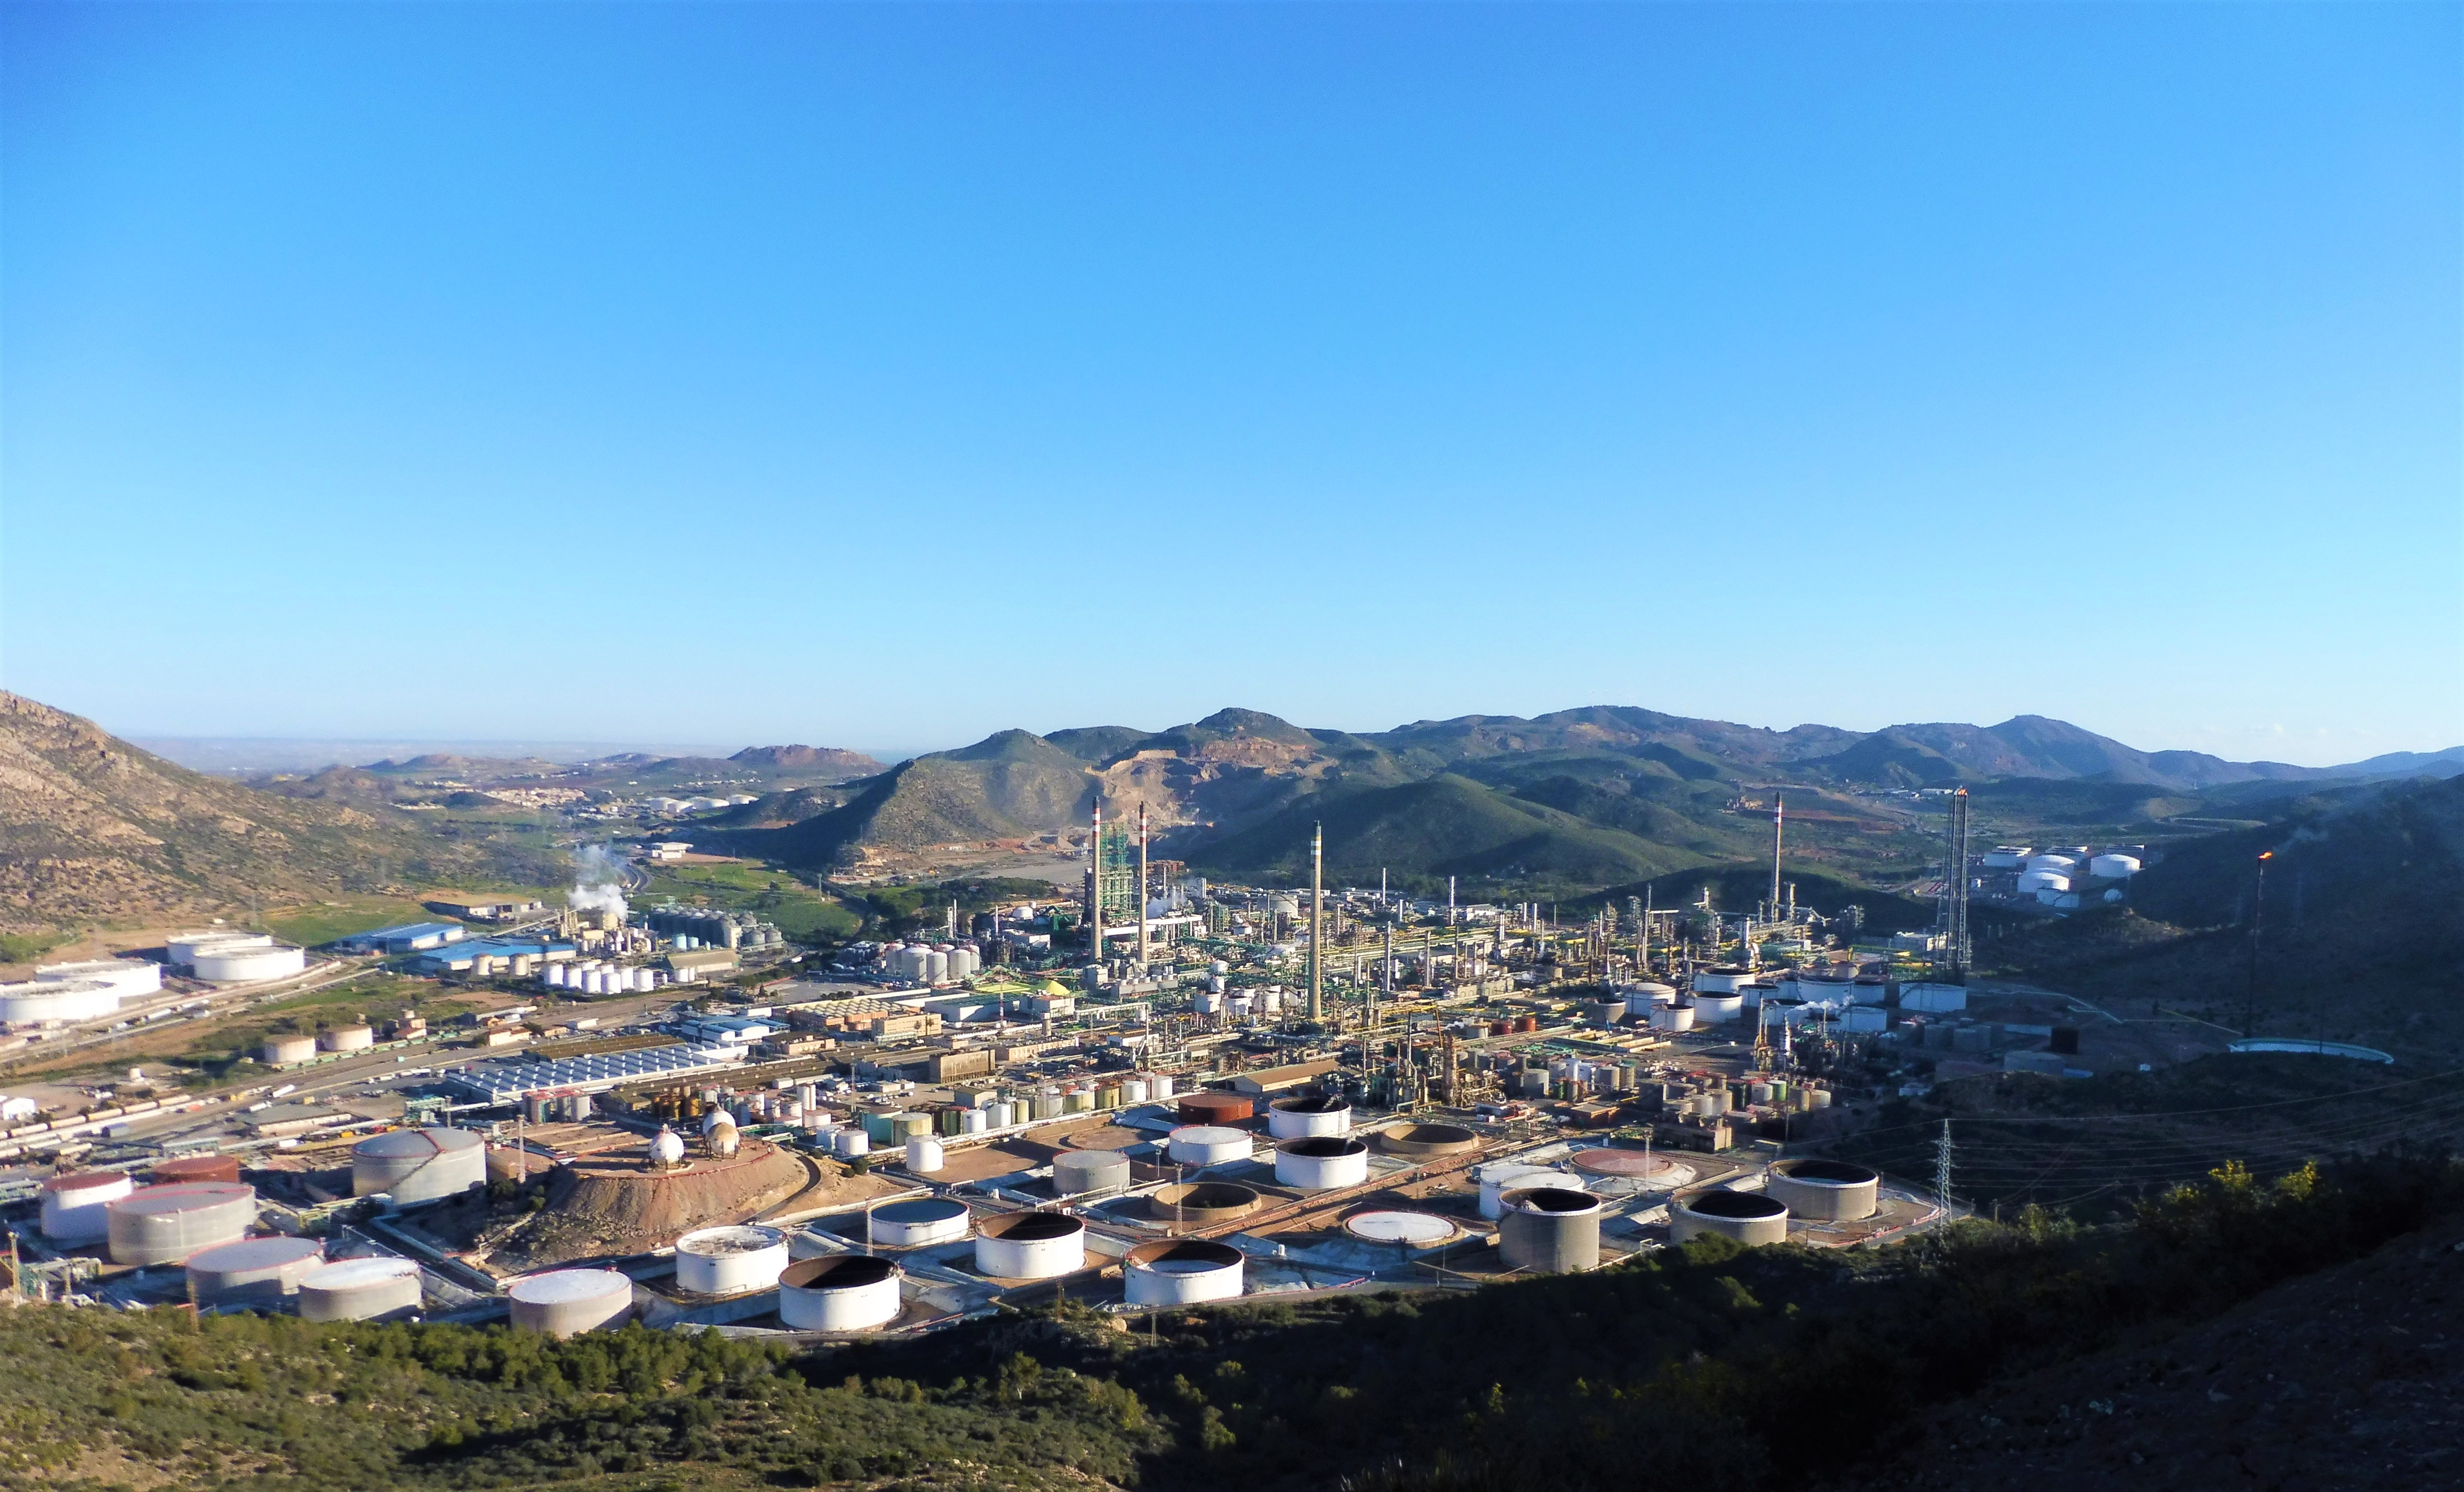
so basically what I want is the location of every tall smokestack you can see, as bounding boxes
[1308,822,1323,1023]
[1770,796,1785,920]
[1086,802,1103,958]
[1136,802,1150,968]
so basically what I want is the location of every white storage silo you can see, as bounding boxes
[508,1269,635,1336]
[905,1136,945,1173]
[352,1128,488,1203]
[40,1171,135,1244]
[106,1181,257,1265]
[673,1225,789,1295]
[297,1257,425,1321]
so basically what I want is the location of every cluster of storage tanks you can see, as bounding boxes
[1190,986,1288,1019]
[644,905,784,950]
[876,942,981,986]
[541,960,666,995]
[167,931,307,985]
[1656,1075,1834,1121]
[1986,844,2142,907]
[257,1024,381,1065]
[1666,1160,1883,1248]
[1,957,164,1027]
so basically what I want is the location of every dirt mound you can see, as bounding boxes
[1845,1211,2464,1491]
[488,1138,815,1270]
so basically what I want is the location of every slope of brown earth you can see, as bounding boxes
[1840,1209,2464,1492]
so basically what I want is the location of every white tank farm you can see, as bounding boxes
[1167,1125,1251,1167]
[0,979,124,1026]
[1476,1164,1586,1221]
[1275,1136,1370,1191]
[508,1268,635,1337]
[673,1225,790,1295]
[778,1255,902,1331]
[192,944,307,983]
[1766,1159,1880,1221]
[1669,1189,1790,1248]
[868,1197,971,1248]
[352,1127,488,1203]
[298,1257,425,1321]
[40,1170,136,1244]
[107,1181,257,1265]
[185,1235,324,1306]
[1053,1150,1132,1198]
[35,958,163,997]
[974,1211,1085,1280]
[1124,1239,1245,1306]
[1265,1096,1351,1139]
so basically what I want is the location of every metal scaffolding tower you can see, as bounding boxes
[1939,788,1972,982]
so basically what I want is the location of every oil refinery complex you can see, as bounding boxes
[2,811,2061,1341]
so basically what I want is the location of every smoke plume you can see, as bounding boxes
[569,844,630,920]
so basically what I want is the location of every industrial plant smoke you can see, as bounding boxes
[568,845,629,920]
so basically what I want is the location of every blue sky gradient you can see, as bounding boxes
[4,3,2457,764]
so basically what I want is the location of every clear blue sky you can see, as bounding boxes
[4,2,2457,766]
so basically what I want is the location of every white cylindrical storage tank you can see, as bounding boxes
[259,1035,318,1066]
[106,1182,256,1265]
[2089,853,2142,879]
[168,930,272,968]
[1053,1149,1132,1198]
[867,1197,970,1248]
[1690,993,1743,1024]
[508,1268,634,1337]
[1477,1164,1587,1221]
[1192,990,1221,1015]
[1670,1189,1791,1248]
[925,950,950,984]
[351,1127,488,1203]
[779,1255,903,1330]
[1649,1003,1697,1033]
[1622,982,1678,1019]
[297,1257,424,1322]
[1124,1239,1245,1306]
[2025,853,2078,874]
[959,1107,988,1134]
[2016,870,2073,895]
[1149,1073,1177,1099]
[318,1025,375,1053]
[1120,1078,1150,1104]
[1266,1095,1351,1139]
[830,1128,869,1159]
[905,1136,945,1174]
[1167,1125,1250,1167]
[192,944,307,984]
[1498,1187,1604,1274]
[0,979,122,1024]
[1274,1136,1370,1191]
[1767,1159,1876,1220]
[185,1236,324,1306]
[40,1171,135,1244]
[674,1225,790,1295]
[974,1211,1085,1280]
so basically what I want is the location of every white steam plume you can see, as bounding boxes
[569,844,630,920]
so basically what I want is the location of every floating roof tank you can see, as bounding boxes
[1766,1159,1880,1221]
[352,1127,487,1203]
[1378,1122,1479,1157]
[1266,1095,1351,1139]
[508,1269,634,1337]
[778,1255,902,1331]
[674,1225,789,1295]
[1497,1187,1603,1274]
[1275,1136,1370,1191]
[974,1211,1085,1280]
[1670,1189,1790,1248]
[1150,1181,1260,1227]
[298,1257,424,1321]
[1125,1239,1245,1306]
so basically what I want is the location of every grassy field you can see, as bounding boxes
[262,895,453,948]
[641,862,860,941]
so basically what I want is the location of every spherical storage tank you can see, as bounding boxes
[674,1225,789,1295]
[1766,1159,1878,1220]
[1266,1095,1351,1139]
[1167,1125,1251,1166]
[974,1211,1085,1280]
[1125,1239,1245,1306]
[185,1236,324,1306]
[509,1269,634,1337]
[192,944,307,984]
[1476,1164,1585,1221]
[1275,1136,1370,1191]
[298,1257,424,1322]
[352,1127,487,1203]
[1670,1189,1790,1248]
[649,1127,688,1166]
[1498,1187,1603,1274]
[40,1171,135,1244]
[779,1255,902,1331]
[868,1197,971,1248]
[107,1182,256,1265]
[1054,1149,1131,1198]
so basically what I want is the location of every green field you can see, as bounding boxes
[642,862,861,941]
